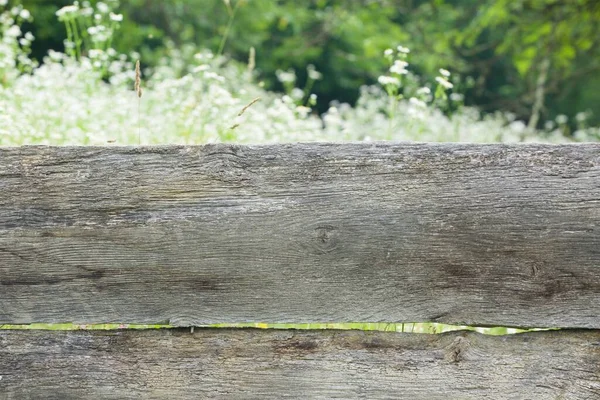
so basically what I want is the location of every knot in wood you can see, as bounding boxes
[313,225,339,254]
[445,336,470,363]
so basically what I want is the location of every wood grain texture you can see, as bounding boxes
[0,328,599,399]
[0,143,599,327]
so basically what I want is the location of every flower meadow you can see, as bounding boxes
[1,2,599,146]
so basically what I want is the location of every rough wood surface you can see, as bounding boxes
[0,143,599,327]
[0,328,598,399]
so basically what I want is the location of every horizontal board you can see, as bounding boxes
[1,329,599,399]
[0,143,599,327]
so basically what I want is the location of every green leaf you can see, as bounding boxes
[514,46,537,76]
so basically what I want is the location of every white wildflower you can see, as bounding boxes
[439,68,451,77]
[96,2,109,14]
[509,120,526,133]
[390,60,408,75]
[575,112,588,123]
[276,69,296,83]
[81,7,94,17]
[47,49,64,62]
[295,106,312,118]
[19,9,31,20]
[378,75,400,87]
[409,97,427,108]
[5,25,21,37]
[88,49,103,58]
[384,48,394,57]
[556,114,568,124]
[397,46,410,54]
[193,64,210,72]
[307,65,322,80]
[0,14,15,25]
[450,93,464,102]
[204,71,225,82]
[56,5,79,18]
[435,76,453,89]
[417,87,431,95]
[0,0,8,6]
[291,88,304,100]
[109,12,123,22]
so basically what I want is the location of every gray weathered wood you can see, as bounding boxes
[0,143,599,327]
[0,328,599,399]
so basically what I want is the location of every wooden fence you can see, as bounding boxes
[1,143,599,398]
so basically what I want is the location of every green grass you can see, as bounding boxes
[0,323,168,330]
[0,322,540,335]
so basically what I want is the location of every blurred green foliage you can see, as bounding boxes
[14,0,600,126]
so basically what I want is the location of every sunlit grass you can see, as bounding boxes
[0,322,544,335]
[0,323,168,330]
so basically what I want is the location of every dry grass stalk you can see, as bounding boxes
[248,47,256,74]
[135,60,143,98]
[135,60,142,144]
[238,97,260,116]
[229,97,261,130]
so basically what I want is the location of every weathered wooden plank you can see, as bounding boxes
[0,329,598,399]
[0,143,599,327]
